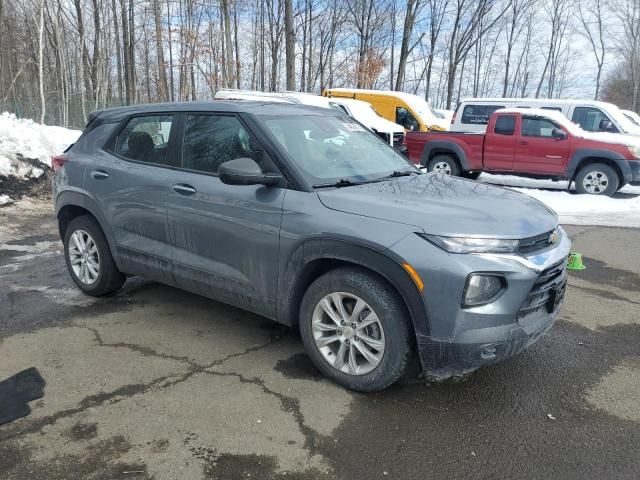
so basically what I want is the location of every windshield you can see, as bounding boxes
[606,104,640,134]
[261,115,417,186]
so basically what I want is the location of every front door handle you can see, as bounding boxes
[519,140,528,146]
[90,169,109,179]
[172,184,197,195]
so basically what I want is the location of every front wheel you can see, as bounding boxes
[299,267,412,392]
[427,155,460,176]
[575,163,619,196]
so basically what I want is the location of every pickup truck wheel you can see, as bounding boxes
[427,155,460,176]
[575,163,619,196]
[299,267,412,392]
[64,215,126,296]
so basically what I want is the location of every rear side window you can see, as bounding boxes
[110,115,175,166]
[494,115,516,135]
[571,107,618,132]
[461,105,505,125]
[181,114,268,174]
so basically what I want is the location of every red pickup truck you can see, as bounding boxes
[406,108,640,196]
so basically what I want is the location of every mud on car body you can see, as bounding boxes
[53,101,571,391]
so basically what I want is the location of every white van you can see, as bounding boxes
[451,98,640,136]
[214,89,405,147]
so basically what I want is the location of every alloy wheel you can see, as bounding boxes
[432,161,452,175]
[69,229,101,285]
[311,292,385,376]
[582,170,609,194]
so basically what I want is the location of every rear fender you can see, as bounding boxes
[420,140,471,171]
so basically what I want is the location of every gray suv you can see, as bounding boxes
[53,101,571,391]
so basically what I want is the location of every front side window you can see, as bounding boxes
[261,114,415,185]
[494,115,516,135]
[395,107,419,130]
[461,105,505,125]
[181,115,268,174]
[112,115,175,165]
[521,116,560,138]
[572,107,617,132]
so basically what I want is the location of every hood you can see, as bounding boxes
[578,130,640,148]
[318,174,557,238]
[369,117,405,134]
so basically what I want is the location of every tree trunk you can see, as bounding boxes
[153,0,168,101]
[284,0,295,90]
[38,0,45,123]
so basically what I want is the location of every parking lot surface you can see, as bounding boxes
[1,196,638,479]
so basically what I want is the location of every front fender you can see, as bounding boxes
[566,148,632,183]
[277,236,431,339]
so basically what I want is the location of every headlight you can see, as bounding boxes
[462,274,505,306]
[628,145,640,158]
[421,234,518,254]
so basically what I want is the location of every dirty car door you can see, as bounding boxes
[167,113,285,317]
[92,114,177,282]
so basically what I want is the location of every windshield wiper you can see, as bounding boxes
[312,178,365,188]
[371,169,421,183]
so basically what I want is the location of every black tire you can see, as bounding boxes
[575,163,619,196]
[460,171,481,180]
[63,215,126,296]
[427,154,461,176]
[299,267,412,392]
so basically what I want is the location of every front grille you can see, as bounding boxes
[392,132,404,147]
[517,230,554,254]
[517,259,567,322]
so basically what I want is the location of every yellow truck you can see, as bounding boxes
[323,88,449,132]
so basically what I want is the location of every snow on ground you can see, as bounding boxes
[0,194,13,206]
[479,173,640,228]
[0,112,81,180]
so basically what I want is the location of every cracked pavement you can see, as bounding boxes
[0,196,639,479]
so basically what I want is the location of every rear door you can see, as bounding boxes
[89,114,177,282]
[514,115,570,174]
[167,113,285,316]
[483,114,517,171]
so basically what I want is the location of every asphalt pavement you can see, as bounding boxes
[0,195,638,480]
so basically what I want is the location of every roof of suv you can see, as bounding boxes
[90,101,339,124]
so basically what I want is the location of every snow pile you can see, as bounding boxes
[479,173,640,228]
[0,113,81,180]
[0,194,13,206]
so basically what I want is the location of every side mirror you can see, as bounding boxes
[219,158,282,186]
[551,128,567,139]
[599,119,614,132]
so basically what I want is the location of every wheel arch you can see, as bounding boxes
[56,192,119,262]
[420,140,470,170]
[567,149,632,186]
[278,238,431,339]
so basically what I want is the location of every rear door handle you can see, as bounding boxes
[172,184,197,195]
[90,169,109,179]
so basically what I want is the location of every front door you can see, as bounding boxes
[167,113,285,317]
[514,115,570,175]
[88,114,177,281]
[483,114,517,171]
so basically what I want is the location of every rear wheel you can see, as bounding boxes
[63,215,126,296]
[299,267,412,392]
[575,163,619,196]
[427,155,460,176]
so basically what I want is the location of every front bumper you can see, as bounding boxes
[391,228,571,380]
